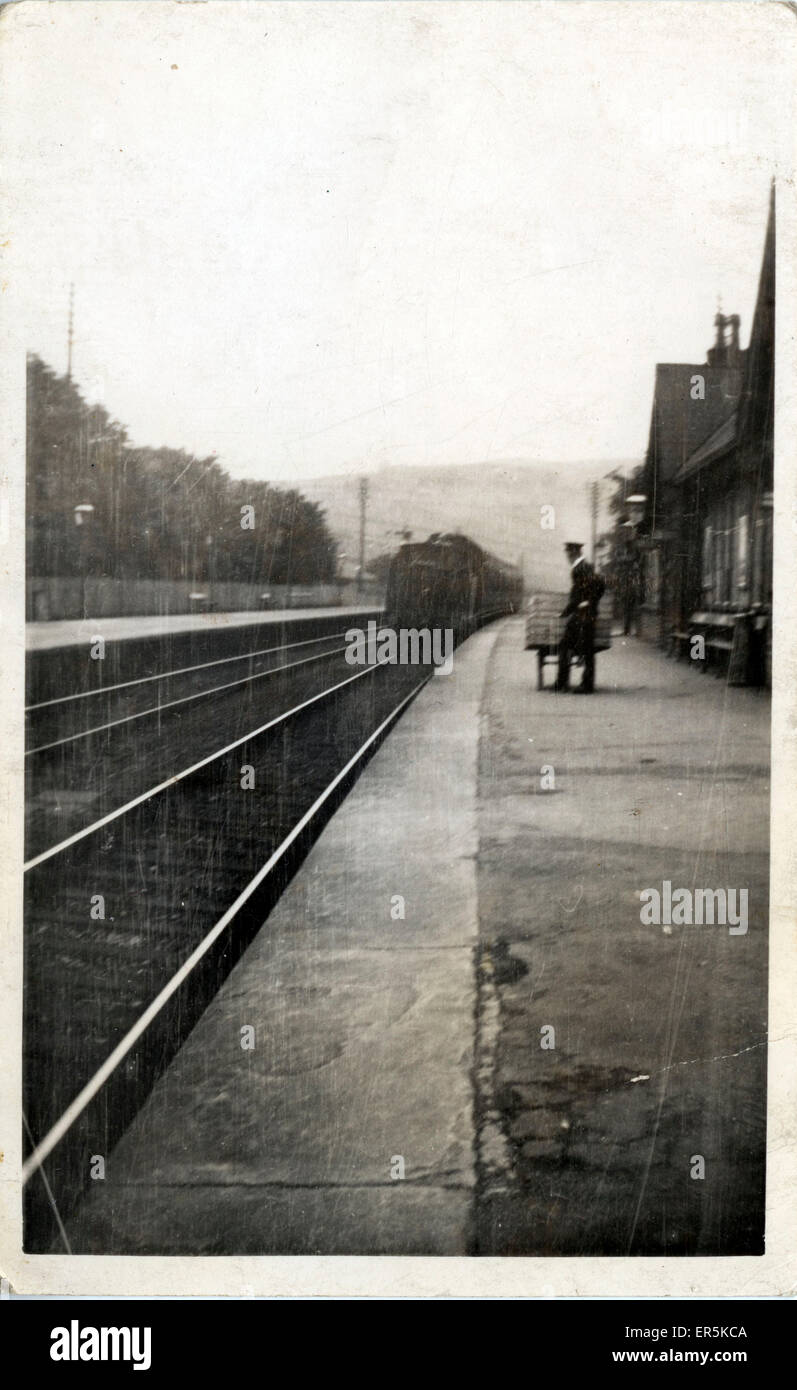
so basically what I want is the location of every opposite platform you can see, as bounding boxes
[26,605,382,652]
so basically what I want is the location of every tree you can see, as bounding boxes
[26,355,339,588]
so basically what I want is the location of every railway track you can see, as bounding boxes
[25,629,351,753]
[23,642,432,1251]
[24,635,367,861]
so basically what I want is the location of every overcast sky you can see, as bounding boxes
[4,1,791,482]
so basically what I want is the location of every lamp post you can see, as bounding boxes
[73,503,95,619]
[618,495,648,637]
[357,478,368,596]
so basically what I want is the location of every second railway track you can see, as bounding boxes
[24,635,369,862]
[23,642,432,1251]
[25,629,351,754]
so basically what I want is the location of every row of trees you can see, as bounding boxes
[26,355,338,585]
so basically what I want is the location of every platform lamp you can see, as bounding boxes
[622,495,649,631]
[73,503,95,620]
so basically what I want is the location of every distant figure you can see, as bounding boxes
[553,541,606,694]
[611,531,642,635]
[618,562,640,636]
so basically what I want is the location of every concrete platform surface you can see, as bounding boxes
[64,619,770,1256]
[475,619,769,1255]
[26,606,382,651]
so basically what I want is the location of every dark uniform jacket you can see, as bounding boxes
[562,558,606,620]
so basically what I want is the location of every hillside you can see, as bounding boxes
[301,458,639,591]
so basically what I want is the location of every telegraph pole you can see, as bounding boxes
[590,479,599,562]
[358,477,368,594]
[66,283,75,381]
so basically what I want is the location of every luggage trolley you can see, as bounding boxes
[524,590,613,690]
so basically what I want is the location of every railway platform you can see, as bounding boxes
[25,606,384,708]
[26,606,382,652]
[65,616,770,1257]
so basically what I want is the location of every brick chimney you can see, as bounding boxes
[706,311,741,367]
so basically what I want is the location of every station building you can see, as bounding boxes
[635,185,774,685]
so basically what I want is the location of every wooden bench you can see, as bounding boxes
[669,625,692,658]
[671,611,740,674]
[670,609,772,685]
[524,591,612,690]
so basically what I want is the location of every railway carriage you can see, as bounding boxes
[385,532,522,637]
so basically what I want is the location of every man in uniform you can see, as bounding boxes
[612,521,642,636]
[553,541,605,693]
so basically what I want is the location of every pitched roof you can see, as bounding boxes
[674,408,738,481]
[645,360,744,487]
[673,184,773,486]
[737,183,774,469]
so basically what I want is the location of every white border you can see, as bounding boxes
[1,0,795,1298]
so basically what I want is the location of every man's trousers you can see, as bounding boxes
[557,612,596,692]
